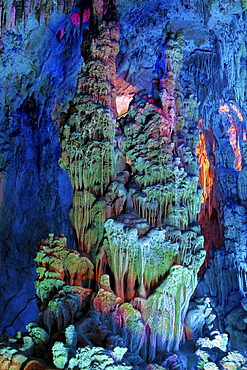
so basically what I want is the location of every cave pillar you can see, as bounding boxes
[59,0,119,259]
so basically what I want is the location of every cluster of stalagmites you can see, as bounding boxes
[34,233,94,334]
[118,92,201,230]
[0,321,132,370]
[1,234,247,369]
[194,336,247,370]
[0,20,212,368]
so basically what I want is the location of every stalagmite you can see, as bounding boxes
[35,234,93,334]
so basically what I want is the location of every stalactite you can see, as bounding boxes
[127,252,205,362]
[91,25,206,359]
[104,220,178,299]
[114,303,146,353]
[0,0,78,31]
[3,0,247,367]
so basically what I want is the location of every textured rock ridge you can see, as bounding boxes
[34,233,93,334]
[65,19,205,361]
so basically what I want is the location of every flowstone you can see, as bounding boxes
[103,219,179,300]
[59,10,206,361]
[92,24,205,360]
[59,17,206,361]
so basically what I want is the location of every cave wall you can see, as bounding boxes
[0,6,83,334]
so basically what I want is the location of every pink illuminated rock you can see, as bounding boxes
[70,11,80,25]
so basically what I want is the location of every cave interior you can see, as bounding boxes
[1,0,247,369]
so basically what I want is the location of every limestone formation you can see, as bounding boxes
[35,234,93,333]
[59,0,120,258]
[87,25,205,361]
[52,341,69,369]
[0,342,56,370]
[103,219,179,300]
[60,14,205,362]
[66,345,132,370]
[93,274,123,313]
[0,0,78,33]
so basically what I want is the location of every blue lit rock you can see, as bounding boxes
[0,8,82,334]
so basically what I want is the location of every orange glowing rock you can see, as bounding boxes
[23,359,55,370]
[218,103,230,114]
[93,274,123,313]
[115,74,139,117]
[230,103,244,122]
[196,129,214,203]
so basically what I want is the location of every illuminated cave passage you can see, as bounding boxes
[1,1,247,370]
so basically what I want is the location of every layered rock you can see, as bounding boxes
[186,15,247,347]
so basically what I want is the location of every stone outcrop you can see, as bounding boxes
[2,0,206,364]
[188,17,247,347]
